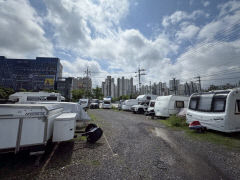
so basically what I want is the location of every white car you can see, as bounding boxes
[131,102,149,114]
[145,100,155,116]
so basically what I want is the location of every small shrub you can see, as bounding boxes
[167,115,187,127]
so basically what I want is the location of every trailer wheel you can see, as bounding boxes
[85,123,97,133]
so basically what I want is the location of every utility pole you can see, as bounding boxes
[135,66,146,93]
[149,81,152,94]
[194,76,201,93]
[85,67,91,97]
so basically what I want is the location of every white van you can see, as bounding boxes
[154,95,189,118]
[186,88,240,133]
[102,98,112,109]
[122,99,138,111]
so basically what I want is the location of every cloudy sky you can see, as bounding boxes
[0,0,240,88]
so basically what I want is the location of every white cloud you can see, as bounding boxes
[203,1,210,7]
[176,24,200,40]
[0,0,53,58]
[218,0,240,17]
[162,10,206,27]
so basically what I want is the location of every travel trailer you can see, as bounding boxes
[9,92,62,103]
[186,88,240,133]
[154,95,189,118]
[102,98,112,109]
[122,99,138,111]
[0,104,77,153]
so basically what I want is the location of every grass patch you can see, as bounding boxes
[159,115,240,149]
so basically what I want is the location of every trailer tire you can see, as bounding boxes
[85,123,97,133]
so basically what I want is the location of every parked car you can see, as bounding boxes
[154,95,189,118]
[102,98,112,109]
[186,88,240,133]
[118,100,123,110]
[131,101,150,114]
[90,99,99,109]
[145,100,156,116]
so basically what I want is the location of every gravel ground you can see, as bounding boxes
[1,109,240,179]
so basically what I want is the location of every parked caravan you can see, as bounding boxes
[0,104,77,153]
[102,98,112,109]
[122,99,138,111]
[9,92,62,103]
[154,95,189,118]
[186,88,240,133]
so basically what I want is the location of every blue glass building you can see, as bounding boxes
[0,56,62,91]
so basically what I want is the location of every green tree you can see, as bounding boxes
[72,89,85,102]
[0,87,15,99]
[92,86,103,99]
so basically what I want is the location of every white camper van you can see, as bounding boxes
[186,88,240,133]
[102,98,112,109]
[122,99,138,111]
[9,92,62,103]
[132,94,158,114]
[154,95,189,118]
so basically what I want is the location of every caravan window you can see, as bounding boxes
[212,95,226,112]
[46,96,58,101]
[146,96,151,100]
[176,101,184,108]
[189,98,198,110]
[236,100,240,114]
[198,94,213,112]
[27,96,40,101]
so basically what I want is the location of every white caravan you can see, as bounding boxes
[0,104,77,153]
[186,88,240,133]
[122,99,138,111]
[102,98,112,109]
[154,95,189,118]
[9,92,62,103]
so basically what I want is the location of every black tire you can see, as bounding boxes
[87,127,103,143]
[138,108,144,114]
[85,123,97,133]
[133,111,136,114]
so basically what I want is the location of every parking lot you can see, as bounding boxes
[1,109,240,180]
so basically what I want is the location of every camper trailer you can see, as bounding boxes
[9,92,62,104]
[0,104,77,153]
[102,98,112,109]
[186,88,240,133]
[154,95,189,118]
[122,99,138,111]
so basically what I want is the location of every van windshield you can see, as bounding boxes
[104,101,110,104]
